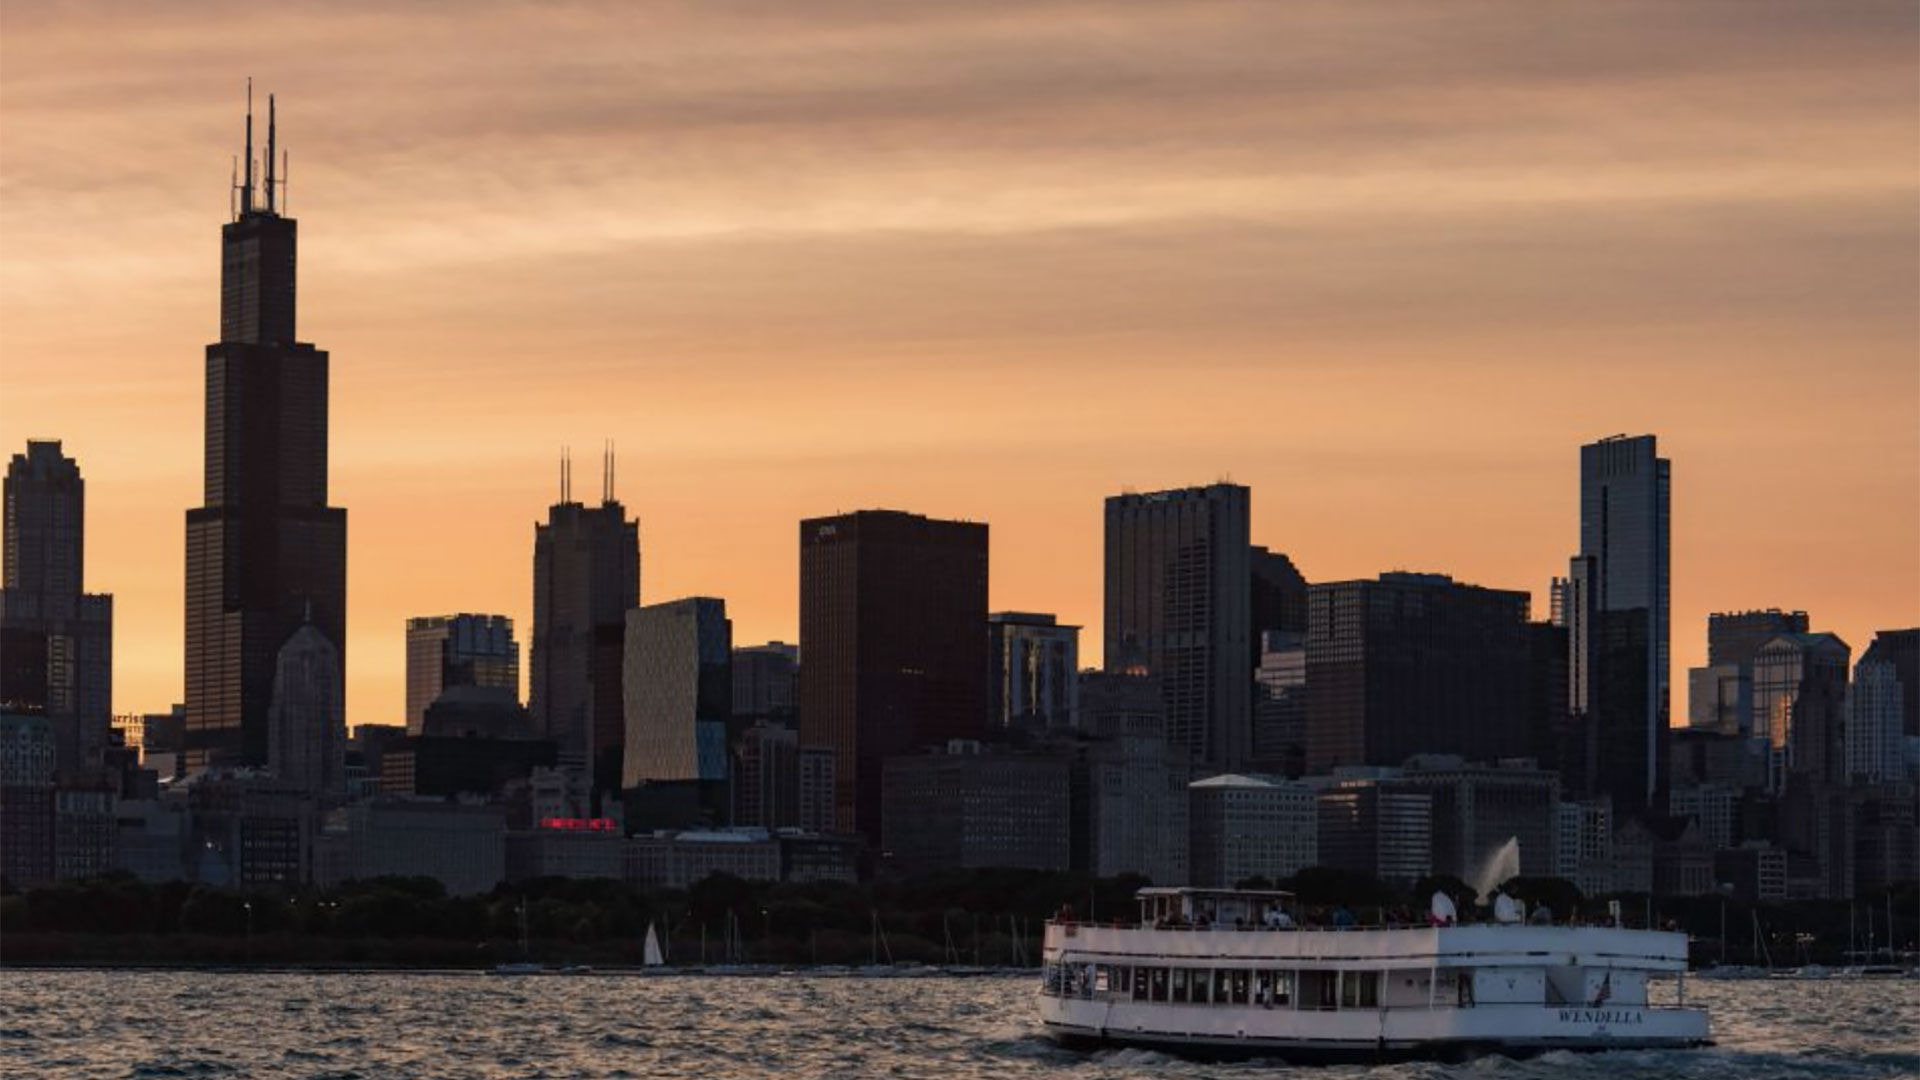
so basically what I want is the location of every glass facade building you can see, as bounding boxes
[988,612,1080,731]
[620,597,732,790]
[405,614,519,733]
[1566,434,1670,819]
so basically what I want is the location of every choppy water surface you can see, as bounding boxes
[2,971,1915,1079]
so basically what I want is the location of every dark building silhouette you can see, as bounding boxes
[183,94,344,773]
[1710,610,1811,668]
[405,614,519,733]
[1104,484,1251,770]
[1752,632,1850,793]
[266,621,345,800]
[881,742,1071,875]
[1858,628,1919,739]
[1,441,113,773]
[798,510,988,840]
[1250,546,1308,641]
[731,641,798,728]
[529,451,638,805]
[733,720,800,829]
[421,685,533,740]
[1251,630,1306,776]
[1686,609,1810,736]
[1565,434,1670,820]
[1305,573,1533,772]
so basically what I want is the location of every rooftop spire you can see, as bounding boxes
[241,78,255,216]
[265,93,277,215]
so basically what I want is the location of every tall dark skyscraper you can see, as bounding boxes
[1104,484,1251,770]
[183,92,345,772]
[1565,434,1670,820]
[529,451,639,802]
[1304,572,1533,772]
[0,440,113,773]
[798,510,988,840]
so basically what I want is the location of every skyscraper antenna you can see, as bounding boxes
[230,156,239,221]
[265,93,277,214]
[609,439,616,503]
[242,78,255,215]
[281,149,290,215]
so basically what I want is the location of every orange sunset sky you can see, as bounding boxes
[1,1,1916,726]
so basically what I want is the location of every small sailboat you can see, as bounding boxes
[490,897,544,976]
[643,922,666,969]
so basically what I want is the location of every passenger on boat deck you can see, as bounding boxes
[1332,906,1356,929]
[1529,904,1554,925]
[1263,906,1293,930]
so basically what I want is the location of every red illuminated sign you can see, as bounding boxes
[538,817,618,832]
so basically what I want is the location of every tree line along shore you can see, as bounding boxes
[3,869,1914,970]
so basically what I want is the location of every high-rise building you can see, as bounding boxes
[1080,671,1190,885]
[5,440,83,598]
[1710,610,1812,669]
[529,457,639,803]
[266,621,345,800]
[988,612,1080,731]
[1104,484,1251,770]
[1566,434,1670,820]
[1858,628,1919,739]
[1250,630,1306,776]
[733,721,799,829]
[1,440,113,773]
[1,712,56,888]
[1752,632,1850,793]
[621,597,731,796]
[798,510,988,839]
[1686,610,1811,736]
[1846,652,1906,783]
[1304,573,1533,773]
[183,95,346,773]
[1249,546,1308,642]
[731,641,798,727]
[405,614,519,733]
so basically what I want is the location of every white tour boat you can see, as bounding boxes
[1038,886,1710,1062]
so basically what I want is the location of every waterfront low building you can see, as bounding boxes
[316,800,506,896]
[1187,774,1318,888]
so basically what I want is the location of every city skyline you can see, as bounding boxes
[2,3,1917,725]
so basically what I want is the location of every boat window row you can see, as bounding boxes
[1042,963,1385,1010]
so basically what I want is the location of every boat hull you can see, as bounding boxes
[1039,996,1710,1063]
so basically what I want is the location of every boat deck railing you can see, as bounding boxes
[1045,919,1625,935]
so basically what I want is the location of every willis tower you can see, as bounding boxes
[183,88,347,770]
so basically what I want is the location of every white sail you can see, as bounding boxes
[643,923,665,967]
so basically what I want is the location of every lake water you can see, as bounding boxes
[2,971,1915,1078]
